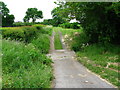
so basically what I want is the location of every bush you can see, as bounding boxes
[70,22,80,29]
[1,25,46,43]
[71,32,89,52]
[42,26,52,36]
[59,22,80,29]
[2,39,53,88]
[2,24,53,88]
[13,22,33,27]
[59,23,71,28]
[2,26,38,43]
[31,34,50,54]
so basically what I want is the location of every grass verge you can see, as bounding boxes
[62,27,119,87]
[2,25,53,88]
[76,44,120,87]
[53,27,63,50]
[2,39,53,88]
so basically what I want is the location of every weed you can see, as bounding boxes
[53,27,63,50]
[2,39,53,88]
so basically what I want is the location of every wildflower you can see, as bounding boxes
[64,34,68,38]
[70,38,72,41]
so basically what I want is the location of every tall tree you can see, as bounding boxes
[23,8,43,23]
[0,1,15,27]
[54,2,120,44]
[23,15,30,22]
[51,6,68,26]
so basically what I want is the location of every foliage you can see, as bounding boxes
[31,34,50,54]
[2,24,53,88]
[62,27,119,87]
[2,39,53,88]
[76,43,120,86]
[0,1,15,27]
[31,25,52,54]
[53,2,120,44]
[41,19,54,25]
[42,26,53,36]
[23,8,43,23]
[1,26,38,43]
[59,22,80,29]
[71,32,89,52]
[1,24,48,42]
[54,28,63,50]
[51,7,67,26]
[60,27,85,51]
[13,22,33,27]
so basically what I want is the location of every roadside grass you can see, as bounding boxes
[0,34,2,89]
[2,39,53,88]
[1,24,47,43]
[76,44,120,86]
[31,33,50,54]
[61,28,82,36]
[60,27,83,50]
[31,25,52,54]
[61,27,119,87]
[53,27,63,50]
[2,25,53,88]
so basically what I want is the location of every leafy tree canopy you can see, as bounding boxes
[53,2,120,44]
[23,8,43,23]
[0,1,15,27]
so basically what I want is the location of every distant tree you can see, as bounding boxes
[41,19,53,25]
[23,8,43,23]
[2,14,15,26]
[0,1,15,27]
[23,15,30,22]
[51,6,68,26]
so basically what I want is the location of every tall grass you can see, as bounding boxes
[2,39,53,88]
[53,27,63,50]
[76,44,120,86]
[54,32,63,50]
[1,25,45,43]
[62,27,120,87]
[31,34,50,54]
[2,24,53,88]
[0,33,2,89]
[31,26,52,54]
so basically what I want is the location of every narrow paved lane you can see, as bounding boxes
[49,31,116,88]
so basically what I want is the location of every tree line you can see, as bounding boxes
[49,2,120,44]
[1,1,120,44]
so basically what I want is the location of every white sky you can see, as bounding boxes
[1,0,58,22]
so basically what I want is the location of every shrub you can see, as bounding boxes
[42,26,52,36]
[1,25,45,43]
[31,34,50,54]
[71,32,89,51]
[2,39,53,88]
[2,24,53,88]
[13,22,33,27]
[33,24,44,30]
[71,22,80,29]
[59,23,71,28]
[59,22,80,29]
[2,27,37,42]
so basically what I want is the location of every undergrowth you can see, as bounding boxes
[62,27,120,87]
[2,25,53,88]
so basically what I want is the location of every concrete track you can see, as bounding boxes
[48,31,116,88]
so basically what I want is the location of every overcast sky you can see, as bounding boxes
[2,0,58,22]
